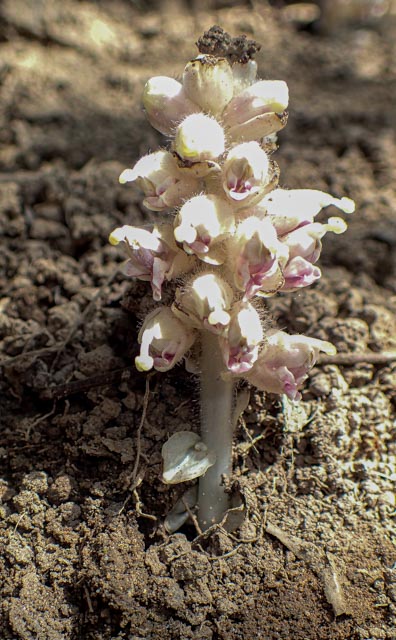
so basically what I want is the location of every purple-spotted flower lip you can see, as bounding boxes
[228,216,288,298]
[135,307,196,373]
[109,224,193,302]
[281,257,322,291]
[174,194,235,265]
[172,273,233,336]
[119,150,199,212]
[222,141,270,204]
[219,301,263,374]
[244,330,336,400]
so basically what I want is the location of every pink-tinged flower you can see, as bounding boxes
[281,256,322,291]
[222,142,270,205]
[283,217,347,262]
[219,302,263,374]
[174,194,235,265]
[172,273,233,335]
[228,216,289,299]
[174,114,225,164]
[257,188,355,235]
[109,224,193,301]
[119,150,199,212]
[279,217,347,291]
[143,76,199,136]
[223,80,289,143]
[135,307,196,372]
[224,80,289,126]
[244,330,336,401]
[182,56,234,116]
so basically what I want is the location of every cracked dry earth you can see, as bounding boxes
[0,1,395,639]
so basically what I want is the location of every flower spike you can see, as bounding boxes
[110,26,355,532]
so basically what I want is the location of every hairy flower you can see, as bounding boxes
[258,188,355,235]
[245,330,336,401]
[174,113,225,164]
[280,216,347,291]
[135,307,196,372]
[143,76,199,135]
[172,273,233,335]
[219,301,263,374]
[223,80,289,127]
[174,194,235,264]
[109,224,193,301]
[222,142,270,205]
[119,150,199,212]
[228,216,288,298]
[223,80,289,143]
[231,60,258,95]
[182,55,234,115]
[281,256,322,291]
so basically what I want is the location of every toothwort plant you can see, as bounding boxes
[109,26,354,532]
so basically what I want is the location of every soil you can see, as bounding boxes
[0,1,395,639]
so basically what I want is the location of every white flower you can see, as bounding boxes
[258,188,355,235]
[244,330,336,401]
[222,141,270,204]
[173,273,233,335]
[119,150,199,211]
[174,113,225,163]
[135,307,196,372]
[223,80,289,143]
[228,216,288,298]
[231,60,258,95]
[109,223,194,301]
[182,55,234,115]
[174,194,235,265]
[143,76,198,135]
[223,80,289,127]
[219,302,263,374]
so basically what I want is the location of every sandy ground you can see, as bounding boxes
[0,1,395,638]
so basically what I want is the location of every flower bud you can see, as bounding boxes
[182,55,234,115]
[227,111,288,144]
[223,80,289,128]
[231,60,258,95]
[174,194,235,265]
[258,188,355,235]
[245,330,336,401]
[143,76,198,135]
[222,142,270,204]
[229,216,288,298]
[174,113,225,164]
[172,273,233,335]
[219,302,263,374]
[135,307,196,372]
[109,223,193,301]
[119,150,199,212]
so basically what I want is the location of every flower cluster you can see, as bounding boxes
[110,42,354,402]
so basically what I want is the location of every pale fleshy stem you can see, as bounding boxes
[198,331,235,531]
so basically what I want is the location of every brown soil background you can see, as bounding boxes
[0,1,395,639]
